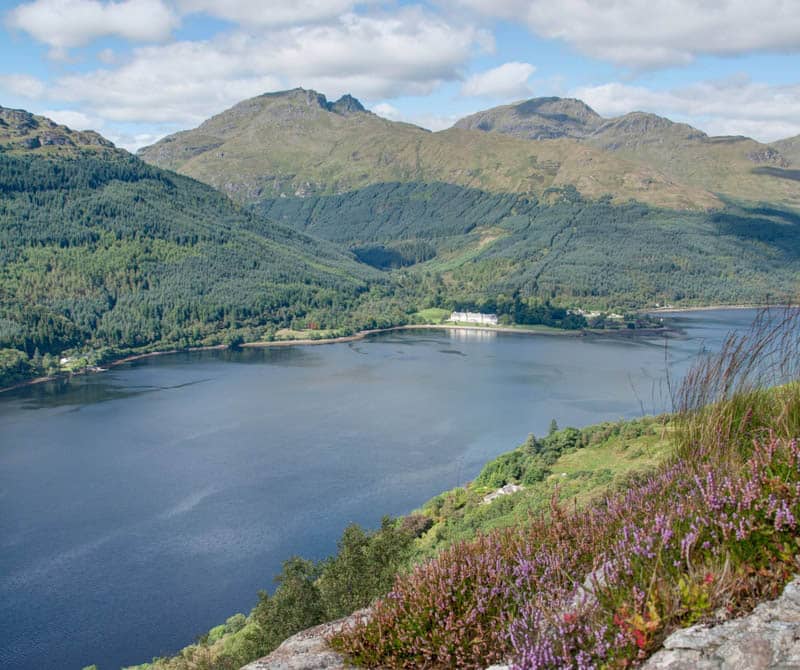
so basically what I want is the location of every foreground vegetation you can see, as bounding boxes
[335,309,800,668]
[117,309,800,670]
[125,418,672,670]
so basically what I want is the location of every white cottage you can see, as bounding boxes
[448,311,499,325]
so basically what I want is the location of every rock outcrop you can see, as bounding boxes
[643,577,800,669]
[241,610,370,670]
[0,106,114,152]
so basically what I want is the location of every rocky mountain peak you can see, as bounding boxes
[594,111,706,140]
[329,94,366,116]
[512,96,601,125]
[254,88,366,116]
[0,106,115,152]
[454,96,603,140]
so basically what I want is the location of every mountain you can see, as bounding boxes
[453,96,603,140]
[0,107,384,386]
[137,89,800,314]
[453,99,800,209]
[138,88,718,210]
[4,100,797,388]
[0,106,114,153]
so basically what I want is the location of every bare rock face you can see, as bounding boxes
[240,609,370,670]
[643,578,800,669]
[454,96,603,140]
[0,106,115,152]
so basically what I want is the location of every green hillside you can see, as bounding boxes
[0,109,386,387]
[772,135,800,167]
[4,102,800,388]
[454,98,800,210]
[260,182,800,309]
[135,89,800,311]
[138,88,718,210]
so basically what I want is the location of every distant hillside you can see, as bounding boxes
[454,98,800,209]
[0,109,384,386]
[260,182,800,310]
[453,96,603,140]
[772,135,800,167]
[0,105,114,153]
[138,88,719,210]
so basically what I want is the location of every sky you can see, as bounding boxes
[1,0,799,151]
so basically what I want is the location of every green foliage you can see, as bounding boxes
[0,151,389,386]
[250,558,325,656]
[259,182,519,246]
[318,517,415,620]
[0,347,35,385]
[474,426,583,488]
[262,183,800,311]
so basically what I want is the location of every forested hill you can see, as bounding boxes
[0,112,386,387]
[4,104,800,388]
[259,182,800,310]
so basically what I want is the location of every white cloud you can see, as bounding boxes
[0,73,47,98]
[574,78,800,142]
[460,61,535,98]
[372,102,401,120]
[40,108,97,129]
[371,103,458,131]
[45,8,484,124]
[451,0,800,68]
[178,0,361,27]
[6,0,178,49]
[104,129,165,152]
[407,112,460,132]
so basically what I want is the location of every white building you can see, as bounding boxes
[448,311,499,325]
[481,483,524,505]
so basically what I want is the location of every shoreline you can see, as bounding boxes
[648,303,775,314]
[0,314,711,395]
[240,323,587,348]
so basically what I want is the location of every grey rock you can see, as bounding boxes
[240,609,370,670]
[643,577,800,670]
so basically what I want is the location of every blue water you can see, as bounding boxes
[0,309,768,669]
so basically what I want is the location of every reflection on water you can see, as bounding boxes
[0,309,781,670]
[448,327,498,342]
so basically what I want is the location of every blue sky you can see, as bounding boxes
[1,0,799,151]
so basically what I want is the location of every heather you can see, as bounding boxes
[333,308,800,668]
[126,415,669,670]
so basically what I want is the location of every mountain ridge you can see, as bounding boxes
[137,89,800,211]
[453,96,800,208]
[137,88,721,210]
[0,105,116,154]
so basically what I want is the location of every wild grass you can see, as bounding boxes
[333,307,800,669]
[674,307,800,461]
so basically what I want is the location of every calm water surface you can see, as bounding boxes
[0,309,767,669]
